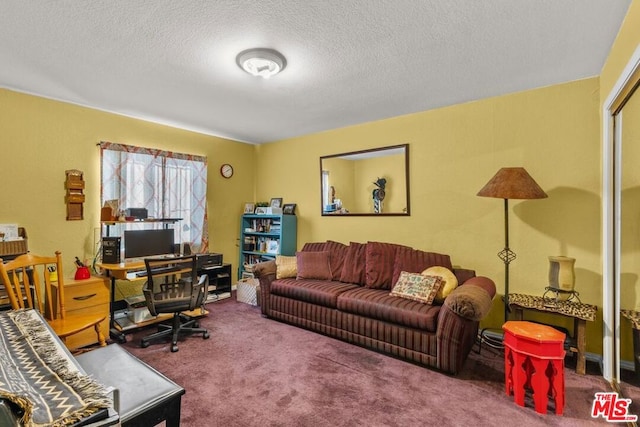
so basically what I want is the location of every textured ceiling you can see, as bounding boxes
[0,1,632,144]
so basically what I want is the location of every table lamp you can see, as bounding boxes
[477,167,548,323]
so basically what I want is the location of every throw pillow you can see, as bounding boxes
[325,240,348,281]
[275,255,297,279]
[365,241,407,289]
[443,284,493,321]
[390,271,443,305]
[392,246,453,285]
[301,241,328,252]
[422,266,458,303]
[296,251,333,280]
[339,242,367,285]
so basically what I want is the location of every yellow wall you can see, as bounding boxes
[256,78,603,352]
[600,0,640,362]
[3,2,639,356]
[0,89,255,281]
[600,0,640,100]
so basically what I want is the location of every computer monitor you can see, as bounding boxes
[124,229,175,259]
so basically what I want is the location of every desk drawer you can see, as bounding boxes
[64,277,110,312]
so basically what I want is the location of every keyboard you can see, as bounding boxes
[128,265,182,279]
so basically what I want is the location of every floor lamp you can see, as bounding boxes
[477,167,548,323]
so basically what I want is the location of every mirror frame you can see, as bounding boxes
[602,44,640,386]
[319,144,410,216]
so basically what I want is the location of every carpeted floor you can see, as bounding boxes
[115,296,638,426]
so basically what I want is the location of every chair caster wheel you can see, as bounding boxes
[141,341,149,348]
[171,345,179,352]
[203,331,210,339]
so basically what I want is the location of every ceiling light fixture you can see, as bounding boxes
[236,48,286,79]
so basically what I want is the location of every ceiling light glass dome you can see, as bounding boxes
[236,48,287,79]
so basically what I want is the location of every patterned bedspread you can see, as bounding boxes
[0,309,111,426]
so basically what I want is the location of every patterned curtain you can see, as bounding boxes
[99,141,209,253]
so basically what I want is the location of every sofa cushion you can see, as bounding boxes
[276,255,297,279]
[271,278,359,308]
[391,246,453,286]
[390,271,442,305]
[297,251,332,280]
[337,287,441,332]
[339,242,367,285]
[365,241,407,289]
[422,266,458,303]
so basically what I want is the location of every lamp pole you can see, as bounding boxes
[498,198,517,323]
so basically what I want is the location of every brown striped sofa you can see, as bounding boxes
[254,241,496,375]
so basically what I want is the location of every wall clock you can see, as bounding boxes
[220,163,234,179]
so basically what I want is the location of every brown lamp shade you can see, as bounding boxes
[477,167,548,200]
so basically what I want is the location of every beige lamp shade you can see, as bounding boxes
[548,256,576,293]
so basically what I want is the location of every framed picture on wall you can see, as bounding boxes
[283,203,297,215]
[244,203,255,214]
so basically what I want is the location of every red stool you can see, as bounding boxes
[503,321,565,415]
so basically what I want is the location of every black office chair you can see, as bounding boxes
[140,254,209,352]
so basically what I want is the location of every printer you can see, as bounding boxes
[196,253,223,270]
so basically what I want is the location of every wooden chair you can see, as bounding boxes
[0,251,107,348]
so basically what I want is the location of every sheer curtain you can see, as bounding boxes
[100,141,209,253]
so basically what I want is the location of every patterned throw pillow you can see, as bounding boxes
[390,271,443,305]
[296,251,333,280]
[276,255,297,279]
[422,266,459,303]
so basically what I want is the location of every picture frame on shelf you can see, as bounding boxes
[244,203,255,214]
[270,198,283,208]
[266,240,279,254]
[283,203,297,215]
[255,206,267,215]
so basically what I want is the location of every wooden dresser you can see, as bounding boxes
[53,276,110,350]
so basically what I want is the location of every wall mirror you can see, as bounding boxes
[320,144,410,216]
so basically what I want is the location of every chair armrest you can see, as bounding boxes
[253,260,276,316]
[444,276,496,321]
[192,274,208,309]
[436,276,496,374]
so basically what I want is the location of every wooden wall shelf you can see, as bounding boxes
[65,169,85,220]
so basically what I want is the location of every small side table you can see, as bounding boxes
[503,321,565,415]
[508,293,597,375]
[621,309,640,377]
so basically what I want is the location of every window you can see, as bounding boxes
[322,170,330,209]
[100,142,208,253]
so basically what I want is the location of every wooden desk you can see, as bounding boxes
[97,261,206,342]
[508,293,597,375]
